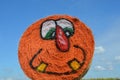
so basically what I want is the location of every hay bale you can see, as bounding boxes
[18,15,95,80]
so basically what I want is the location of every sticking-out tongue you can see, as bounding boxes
[55,25,69,52]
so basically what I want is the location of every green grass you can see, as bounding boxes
[82,78,120,80]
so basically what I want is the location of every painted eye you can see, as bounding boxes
[41,20,56,39]
[64,27,74,37]
[56,19,74,37]
[65,31,71,37]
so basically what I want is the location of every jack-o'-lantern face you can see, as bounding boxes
[18,15,94,80]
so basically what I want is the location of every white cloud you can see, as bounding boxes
[94,64,114,71]
[107,65,113,71]
[94,65,106,71]
[115,56,120,61]
[6,78,13,80]
[95,46,105,54]
[0,78,13,80]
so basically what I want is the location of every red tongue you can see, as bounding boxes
[55,25,69,52]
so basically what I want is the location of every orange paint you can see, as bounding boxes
[18,15,95,80]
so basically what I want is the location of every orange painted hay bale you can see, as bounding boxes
[18,15,95,80]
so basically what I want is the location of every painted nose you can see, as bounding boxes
[55,25,69,52]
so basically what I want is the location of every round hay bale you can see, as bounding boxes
[18,15,95,80]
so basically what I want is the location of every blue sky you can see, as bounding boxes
[0,0,120,80]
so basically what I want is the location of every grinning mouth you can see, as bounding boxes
[29,45,86,75]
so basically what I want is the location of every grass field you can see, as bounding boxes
[82,78,120,80]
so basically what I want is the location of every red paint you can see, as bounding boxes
[55,25,69,52]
